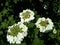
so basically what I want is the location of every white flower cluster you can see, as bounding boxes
[7,22,28,44]
[35,17,54,33]
[19,9,35,23]
[7,9,35,44]
[7,9,56,44]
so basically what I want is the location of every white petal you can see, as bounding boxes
[16,40,21,44]
[22,32,27,37]
[40,26,46,32]
[17,33,24,39]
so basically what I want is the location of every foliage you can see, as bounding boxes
[0,0,60,45]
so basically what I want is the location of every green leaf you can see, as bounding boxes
[20,42,26,45]
[49,33,56,38]
[0,31,3,35]
[0,14,2,22]
[28,22,34,28]
[2,8,8,15]
[10,42,26,45]
[13,0,20,3]
[5,1,9,6]
[34,28,39,35]
[32,37,44,45]
[24,22,34,28]
[1,21,8,29]
[8,15,15,25]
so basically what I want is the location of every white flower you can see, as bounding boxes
[44,5,47,9]
[35,17,54,33]
[7,22,28,44]
[53,28,57,34]
[19,9,35,23]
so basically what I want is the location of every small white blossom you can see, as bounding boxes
[19,9,35,23]
[35,17,54,33]
[53,28,57,34]
[7,22,28,44]
[44,5,47,9]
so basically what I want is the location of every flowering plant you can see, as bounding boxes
[6,9,58,45]
[0,0,60,45]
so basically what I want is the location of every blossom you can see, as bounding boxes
[35,17,54,33]
[7,22,28,44]
[53,28,57,34]
[44,5,47,9]
[19,9,35,23]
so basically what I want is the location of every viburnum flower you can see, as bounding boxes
[35,17,54,33]
[19,9,35,23]
[7,22,28,44]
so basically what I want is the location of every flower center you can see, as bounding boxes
[22,11,30,19]
[8,25,23,36]
[40,20,49,27]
